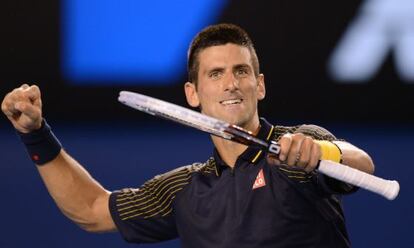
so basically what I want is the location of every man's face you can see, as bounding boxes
[185,43,265,130]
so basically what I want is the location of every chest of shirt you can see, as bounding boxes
[174,161,320,230]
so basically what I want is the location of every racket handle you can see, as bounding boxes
[318,160,400,200]
[267,141,400,200]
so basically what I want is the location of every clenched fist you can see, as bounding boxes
[1,84,43,133]
[267,133,323,173]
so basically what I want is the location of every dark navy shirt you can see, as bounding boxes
[109,118,355,247]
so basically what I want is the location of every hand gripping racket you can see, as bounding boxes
[118,91,400,200]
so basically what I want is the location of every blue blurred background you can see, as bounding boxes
[1,0,413,247]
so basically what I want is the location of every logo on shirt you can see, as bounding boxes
[252,169,266,190]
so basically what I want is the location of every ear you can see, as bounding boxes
[184,82,200,107]
[256,74,266,100]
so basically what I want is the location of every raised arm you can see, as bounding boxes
[1,84,116,232]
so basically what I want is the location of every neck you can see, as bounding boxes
[212,117,261,168]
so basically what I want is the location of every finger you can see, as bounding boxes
[25,85,42,107]
[1,93,12,116]
[297,136,313,169]
[278,133,292,161]
[307,142,322,171]
[286,134,304,166]
[10,87,28,102]
[9,86,40,109]
[2,86,34,119]
[2,106,19,118]
[14,101,41,121]
[266,154,281,165]
[1,93,21,117]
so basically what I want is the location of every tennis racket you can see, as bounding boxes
[118,91,400,200]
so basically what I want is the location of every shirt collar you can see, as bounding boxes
[213,118,274,176]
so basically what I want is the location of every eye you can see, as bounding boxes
[209,70,223,80]
[235,67,249,76]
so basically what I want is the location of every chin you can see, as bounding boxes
[223,115,248,127]
[205,109,251,127]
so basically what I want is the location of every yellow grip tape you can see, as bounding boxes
[315,140,342,163]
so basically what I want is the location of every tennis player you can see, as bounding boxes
[2,24,374,247]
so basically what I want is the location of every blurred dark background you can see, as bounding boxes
[1,0,413,247]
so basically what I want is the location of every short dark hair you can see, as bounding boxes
[187,23,260,84]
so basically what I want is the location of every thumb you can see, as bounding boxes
[266,154,281,166]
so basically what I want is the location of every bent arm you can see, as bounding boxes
[37,150,116,232]
[2,84,116,233]
[278,124,375,175]
[293,124,375,174]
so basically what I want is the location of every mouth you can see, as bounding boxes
[219,98,243,106]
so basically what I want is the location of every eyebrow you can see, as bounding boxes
[208,64,251,71]
[206,67,225,74]
[204,63,252,76]
[233,64,252,71]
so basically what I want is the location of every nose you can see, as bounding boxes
[224,72,239,92]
